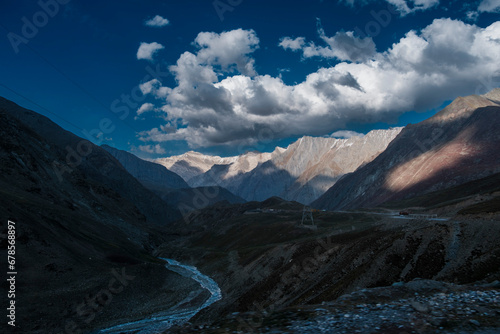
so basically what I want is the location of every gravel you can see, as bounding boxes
[172,280,500,333]
[285,286,500,333]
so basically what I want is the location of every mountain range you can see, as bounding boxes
[313,89,500,210]
[2,88,500,333]
[156,128,402,204]
[102,145,245,212]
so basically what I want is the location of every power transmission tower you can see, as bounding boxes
[301,185,316,227]
[301,205,314,225]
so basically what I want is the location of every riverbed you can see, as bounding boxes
[97,258,221,333]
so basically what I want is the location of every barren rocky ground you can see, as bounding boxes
[172,280,500,333]
[154,199,500,333]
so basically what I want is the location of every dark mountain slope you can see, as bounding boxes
[102,144,189,191]
[0,97,195,333]
[161,186,246,213]
[380,171,500,213]
[101,145,245,211]
[313,90,500,210]
[0,97,180,225]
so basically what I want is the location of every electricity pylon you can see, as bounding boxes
[300,184,316,226]
[301,205,314,225]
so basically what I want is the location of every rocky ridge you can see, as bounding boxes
[313,90,500,210]
[102,144,189,191]
[102,145,245,211]
[156,128,402,204]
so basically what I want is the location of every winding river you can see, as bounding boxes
[98,258,222,333]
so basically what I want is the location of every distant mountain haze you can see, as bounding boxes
[102,145,245,212]
[102,144,189,191]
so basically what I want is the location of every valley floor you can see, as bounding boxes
[154,204,500,334]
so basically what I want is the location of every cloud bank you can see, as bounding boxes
[280,19,376,63]
[138,19,500,148]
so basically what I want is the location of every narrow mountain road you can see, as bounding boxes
[333,210,449,221]
[98,258,221,334]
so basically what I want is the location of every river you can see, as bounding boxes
[97,258,222,333]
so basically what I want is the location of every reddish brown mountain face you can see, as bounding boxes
[313,89,500,210]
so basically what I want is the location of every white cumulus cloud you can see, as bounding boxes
[137,42,164,61]
[478,0,500,12]
[145,15,170,27]
[279,37,306,51]
[138,20,500,149]
[330,130,365,139]
[281,20,376,63]
[387,0,439,15]
[194,28,260,76]
[138,144,166,154]
[342,0,439,15]
[137,103,154,116]
[140,79,171,98]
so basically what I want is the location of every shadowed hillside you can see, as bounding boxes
[102,145,246,212]
[313,90,500,210]
[0,98,199,333]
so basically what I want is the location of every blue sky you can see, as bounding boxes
[1,0,499,158]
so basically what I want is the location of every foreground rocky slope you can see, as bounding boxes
[177,280,500,333]
[313,89,500,210]
[156,129,402,204]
